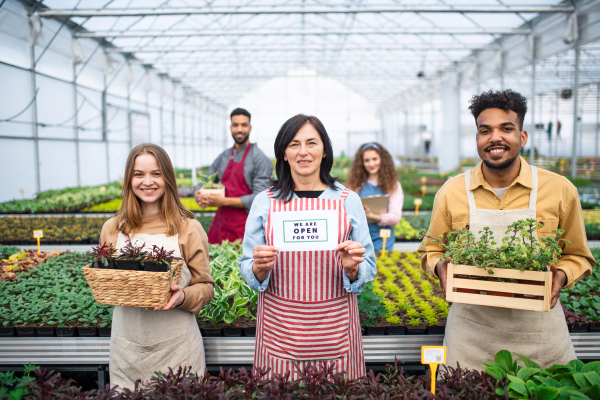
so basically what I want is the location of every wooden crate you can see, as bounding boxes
[446,263,552,312]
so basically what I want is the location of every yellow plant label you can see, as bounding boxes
[33,230,43,239]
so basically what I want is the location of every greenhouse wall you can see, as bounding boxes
[0,0,228,203]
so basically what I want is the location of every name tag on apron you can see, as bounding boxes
[271,210,339,251]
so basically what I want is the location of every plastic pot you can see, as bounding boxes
[95,259,115,269]
[365,326,386,336]
[16,327,36,337]
[386,326,406,335]
[590,322,600,332]
[0,327,15,337]
[568,323,589,332]
[98,327,112,337]
[142,261,168,273]
[223,327,242,337]
[77,327,98,337]
[406,326,427,335]
[36,327,56,337]
[56,327,76,337]
[115,260,139,271]
[243,327,256,337]
[201,328,223,337]
[427,325,446,334]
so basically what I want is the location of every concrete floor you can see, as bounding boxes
[23,241,600,254]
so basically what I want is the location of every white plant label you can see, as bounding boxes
[422,347,445,363]
[33,230,43,238]
[272,210,339,251]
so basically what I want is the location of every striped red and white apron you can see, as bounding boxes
[254,188,366,380]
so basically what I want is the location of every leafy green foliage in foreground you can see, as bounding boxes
[485,350,600,400]
[0,363,38,399]
[0,253,113,328]
[198,241,257,328]
[357,283,387,326]
[0,244,20,260]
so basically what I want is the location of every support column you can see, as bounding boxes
[439,78,461,173]
[29,33,41,193]
[571,46,580,178]
[72,57,81,185]
[530,61,536,165]
[596,83,599,159]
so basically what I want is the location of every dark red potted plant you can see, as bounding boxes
[91,242,117,269]
[142,245,182,273]
[116,240,147,270]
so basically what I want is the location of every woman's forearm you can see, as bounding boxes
[253,264,270,283]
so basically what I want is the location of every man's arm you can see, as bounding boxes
[418,193,451,278]
[240,151,274,211]
[556,194,595,289]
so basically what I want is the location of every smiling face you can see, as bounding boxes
[230,114,252,145]
[284,123,325,182]
[362,149,381,178]
[476,108,528,170]
[131,153,166,212]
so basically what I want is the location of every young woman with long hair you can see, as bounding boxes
[239,114,376,380]
[346,142,404,252]
[99,143,214,389]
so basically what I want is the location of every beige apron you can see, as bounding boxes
[444,165,575,371]
[109,232,205,390]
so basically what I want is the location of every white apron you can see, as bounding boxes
[109,232,206,390]
[444,165,575,371]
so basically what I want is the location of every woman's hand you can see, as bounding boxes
[336,241,366,281]
[253,245,277,282]
[363,205,381,222]
[154,285,185,311]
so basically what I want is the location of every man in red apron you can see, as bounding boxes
[195,108,273,244]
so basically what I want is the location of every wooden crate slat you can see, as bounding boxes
[452,264,549,281]
[446,263,551,312]
[453,278,546,295]
[450,292,548,312]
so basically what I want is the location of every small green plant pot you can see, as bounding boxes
[244,327,256,337]
[36,327,55,337]
[568,322,589,332]
[201,328,223,337]
[365,326,386,336]
[223,327,242,337]
[386,326,406,335]
[0,327,15,337]
[78,327,98,337]
[16,327,35,337]
[427,325,446,335]
[56,327,76,337]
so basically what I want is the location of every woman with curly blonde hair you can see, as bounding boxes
[346,142,403,252]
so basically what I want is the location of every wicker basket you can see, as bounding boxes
[83,260,184,308]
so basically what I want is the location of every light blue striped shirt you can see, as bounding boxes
[239,182,377,293]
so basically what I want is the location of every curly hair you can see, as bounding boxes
[468,89,528,130]
[346,142,398,195]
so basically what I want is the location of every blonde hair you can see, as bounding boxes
[113,143,195,236]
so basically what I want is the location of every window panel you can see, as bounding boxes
[0,63,33,137]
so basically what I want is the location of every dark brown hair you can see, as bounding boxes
[270,114,337,200]
[113,143,195,236]
[347,142,398,195]
[468,89,528,130]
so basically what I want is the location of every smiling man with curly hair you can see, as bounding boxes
[419,89,595,371]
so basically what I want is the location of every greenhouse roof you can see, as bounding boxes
[33,0,600,109]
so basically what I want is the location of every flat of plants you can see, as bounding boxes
[2,351,600,399]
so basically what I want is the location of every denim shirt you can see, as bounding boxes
[239,182,377,293]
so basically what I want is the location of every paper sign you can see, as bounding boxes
[272,210,339,251]
[414,198,423,206]
[422,346,446,364]
[33,230,43,239]
[380,229,391,238]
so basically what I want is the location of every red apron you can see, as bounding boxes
[254,188,366,380]
[207,144,252,244]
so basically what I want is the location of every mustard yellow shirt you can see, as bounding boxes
[418,157,595,288]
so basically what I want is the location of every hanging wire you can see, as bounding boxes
[0,88,39,122]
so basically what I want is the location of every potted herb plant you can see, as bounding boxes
[142,245,182,273]
[421,218,566,311]
[91,242,117,269]
[116,240,147,271]
[198,172,225,198]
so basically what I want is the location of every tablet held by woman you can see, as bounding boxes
[239,115,376,379]
[347,142,404,252]
[99,144,215,390]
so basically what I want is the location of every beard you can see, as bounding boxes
[482,155,518,170]
[232,132,249,145]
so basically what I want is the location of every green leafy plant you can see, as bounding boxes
[357,284,387,326]
[421,218,567,273]
[199,172,219,189]
[0,245,20,260]
[485,350,600,400]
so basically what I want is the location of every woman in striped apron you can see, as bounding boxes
[239,114,377,379]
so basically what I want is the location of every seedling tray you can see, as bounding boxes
[446,263,552,312]
[83,260,183,308]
